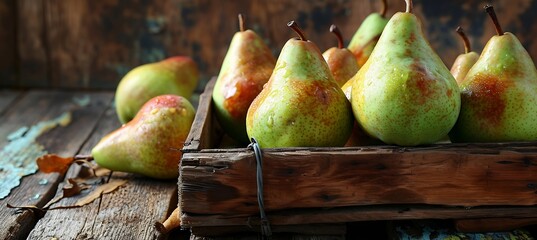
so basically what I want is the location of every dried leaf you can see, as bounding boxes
[36,154,74,174]
[6,203,46,217]
[63,178,90,197]
[73,179,127,207]
[155,207,181,234]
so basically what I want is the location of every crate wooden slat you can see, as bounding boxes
[179,78,537,229]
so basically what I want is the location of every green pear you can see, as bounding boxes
[351,0,460,146]
[213,14,276,144]
[341,79,384,147]
[246,21,353,148]
[347,0,389,68]
[323,24,359,87]
[92,95,195,179]
[450,26,479,85]
[115,56,198,124]
[449,6,537,143]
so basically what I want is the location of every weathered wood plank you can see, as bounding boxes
[455,217,537,232]
[14,0,537,89]
[0,0,17,87]
[0,90,23,116]
[0,90,113,240]
[28,105,179,240]
[180,146,537,220]
[182,205,537,228]
[17,0,49,88]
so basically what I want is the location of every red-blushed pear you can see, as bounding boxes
[92,95,195,179]
[246,21,353,148]
[212,14,276,144]
[449,6,537,143]
[323,24,359,87]
[347,0,389,68]
[450,26,479,85]
[115,56,198,124]
[351,0,460,146]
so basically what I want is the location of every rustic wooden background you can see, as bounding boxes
[1,0,537,91]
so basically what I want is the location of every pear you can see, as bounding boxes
[341,79,384,147]
[212,14,276,144]
[351,0,460,146]
[450,26,479,85]
[115,57,198,124]
[347,0,389,68]
[322,24,359,87]
[246,21,353,148]
[92,95,195,179]
[449,6,537,143]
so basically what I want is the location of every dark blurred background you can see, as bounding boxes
[1,0,536,91]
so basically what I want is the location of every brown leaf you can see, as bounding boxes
[155,207,181,234]
[73,179,127,207]
[36,154,74,174]
[63,178,90,198]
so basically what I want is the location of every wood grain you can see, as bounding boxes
[182,205,537,228]
[0,0,17,86]
[27,105,180,240]
[17,0,49,88]
[7,0,537,89]
[0,90,23,115]
[0,91,113,240]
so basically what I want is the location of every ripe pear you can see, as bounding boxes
[246,21,353,148]
[450,26,479,85]
[347,0,389,68]
[92,95,195,179]
[115,56,198,124]
[351,0,460,146]
[212,14,276,144]
[341,79,384,146]
[323,25,359,87]
[449,6,537,143]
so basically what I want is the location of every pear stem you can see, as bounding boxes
[380,0,388,17]
[405,0,413,13]
[456,26,472,53]
[329,24,344,49]
[74,154,94,161]
[238,14,245,32]
[485,5,503,36]
[287,21,307,41]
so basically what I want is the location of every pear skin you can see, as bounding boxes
[323,25,359,87]
[213,14,276,144]
[450,27,479,85]
[351,0,460,146]
[92,95,195,179]
[246,21,353,148]
[347,0,389,68]
[115,57,198,124]
[449,6,537,142]
[341,79,385,147]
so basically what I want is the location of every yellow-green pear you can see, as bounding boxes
[351,0,460,146]
[246,21,353,148]
[449,6,537,143]
[212,14,276,144]
[347,0,389,67]
[323,24,359,87]
[115,57,198,124]
[450,26,479,85]
[92,95,195,179]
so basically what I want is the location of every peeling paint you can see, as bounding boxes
[0,112,72,199]
[73,95,91,107]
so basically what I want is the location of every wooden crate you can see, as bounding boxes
[179,78,537,231]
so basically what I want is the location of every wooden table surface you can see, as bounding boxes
[0,89,185,240]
